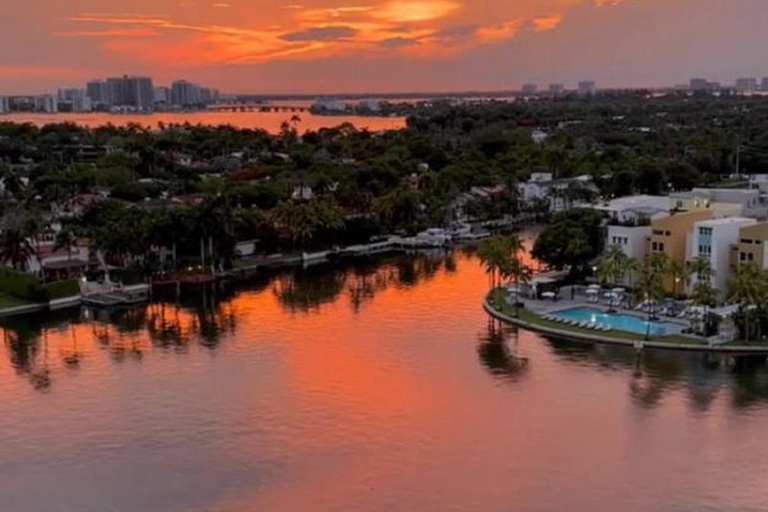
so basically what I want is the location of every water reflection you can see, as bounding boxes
[477,318,529,382]
[538,334,768,412]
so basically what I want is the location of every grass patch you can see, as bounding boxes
[487,289,705,346]
[0,293,30,309]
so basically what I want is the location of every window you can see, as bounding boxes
[676,200,683,209]
[651,241,665,253]
[741,239,754,245]
[699,227,713,236]
[740,252,755,263]
[652,229,664,236]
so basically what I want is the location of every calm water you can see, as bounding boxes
[2,250,768,512]
[2,112,406,133]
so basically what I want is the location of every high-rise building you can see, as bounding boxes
[154,86,170,105]
[689,78,709,92]
[105,75,154,110]
[578,81,596,95]
[735,77,758,93]
[34,95,58,113]
[548,83,565,96]
[58,88,92,112]
[170,80,201,107]
[762,77,768,92]
[521,84,538,96]
[0,96,9,114]
[86,80,110,106]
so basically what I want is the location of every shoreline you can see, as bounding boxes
[483,297,768,354]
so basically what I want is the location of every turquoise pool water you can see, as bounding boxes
[552,307,684,336]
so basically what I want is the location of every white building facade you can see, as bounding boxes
[688,217,757,298]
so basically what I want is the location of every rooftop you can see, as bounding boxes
[695,216,757,226]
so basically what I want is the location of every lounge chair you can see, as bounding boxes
[601,325,611,332]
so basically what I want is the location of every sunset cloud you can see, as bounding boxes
[4,0,765,95]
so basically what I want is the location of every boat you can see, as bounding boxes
[401,228,451,248]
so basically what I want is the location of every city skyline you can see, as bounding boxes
[2,0,768,95]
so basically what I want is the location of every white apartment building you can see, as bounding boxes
[688,217,757,297]
[605,224,651,285]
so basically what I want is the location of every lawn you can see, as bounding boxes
[487,289,705,346]
[0,293,29,309]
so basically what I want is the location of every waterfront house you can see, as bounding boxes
[688,217,757,298]
[594,195,670,225]
[517,173,597,213]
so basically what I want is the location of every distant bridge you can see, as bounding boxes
[206,104,309,113]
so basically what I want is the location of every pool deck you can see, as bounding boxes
[486,290,768,354]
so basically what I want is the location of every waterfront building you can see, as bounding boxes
[688,217,757,297]
[735,78,758,93]
[171,80,200,107]
[730,222,768,270]
[521,84,538,96]
[105,75,154,110]
[86,80,110,108]
[154,86,170,105]
[0,96,9,114]
[578,81,596,95]
[58,88,91,112]
[548,83,565,96]
[517,173,597,212]
[647,210,714,292]
[594,195,670,225]
[670,188,768,219]
[33,95,57,113]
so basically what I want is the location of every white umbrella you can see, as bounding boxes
[611,287,625,294]
[586,288,598,295]
[588,284,601,290]
[542,291,556,299]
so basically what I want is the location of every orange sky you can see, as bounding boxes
[1,0,767,94]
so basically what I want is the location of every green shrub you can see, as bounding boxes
[43,278,80,300]
[0,269,46,302]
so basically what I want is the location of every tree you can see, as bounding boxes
[634,254,667,340]
[667,259,688,298]
[728,262,761,341]
[477,236,511,291]
[0,212,38,271]
[690,280,717,336]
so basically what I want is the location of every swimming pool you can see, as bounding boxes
[551,307,684,336]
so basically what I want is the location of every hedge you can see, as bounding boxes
[42,278,81,300]
[0,268,47,302]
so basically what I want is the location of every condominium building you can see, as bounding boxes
[578,81,596,95]
[58,88,91,112]
[735,78,758,93]
[0,96,9,114]
[105,75,154,110]
[548,83,565,96]
[670,188,768,219]
[33,95,57,113]
[730,223,768,270]
[521,84,538,96]
[86,80,110,107]
[170,80,200,107]
[647,210,714,292]
[688,217,757,298]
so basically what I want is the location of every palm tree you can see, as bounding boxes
[0,213,38,271]
[667,259,688,298]
[728,262,761,341]
[502,240,531,317]
[596,245,626,286]
[477,236,508,291]
[634,254,667,340]
[690,280,717,336]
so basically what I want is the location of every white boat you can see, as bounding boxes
[402,228,451,248]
